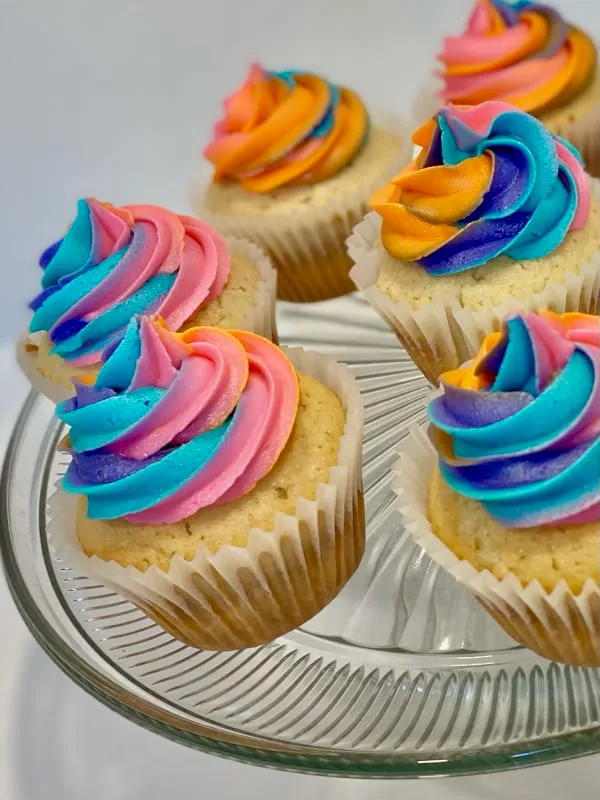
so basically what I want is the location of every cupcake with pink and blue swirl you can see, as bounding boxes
[194,64,409,302]
[19,200,277,403]
[396,309,600,666]
[48,316,365,651]
[349,100,600,385]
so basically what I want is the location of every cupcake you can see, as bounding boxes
[396,310,600,666]
[349,101,600,385]
[195,64,410,302]
[50,316,365,651]
[18,199,277,403]
[429,0,599,176]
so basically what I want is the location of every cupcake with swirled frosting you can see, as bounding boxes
[193,64,409,302]
[49,316,365,650]
[19,200,277,403]
[396,309,600,666]
[349,101,600,384]
[420,0,599,176]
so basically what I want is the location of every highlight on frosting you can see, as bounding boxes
[429,310,600,528]
[29,200,231,366]
[370,101,591,273]
[204,63,369,193]
[56,317,300,524]
[438,0,597,116]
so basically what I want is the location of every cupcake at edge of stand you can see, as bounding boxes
[348,100,600,384]
[194,63,411,302]
[18,200,277,403]
[49,315,365,650]
[417,0,599,176]
[396,309,600,666]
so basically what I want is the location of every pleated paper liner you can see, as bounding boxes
[17,236,279,404]
[394,426,600,667]
[195,118,413,303]
[47,346,365,651]
[348,180,600,386]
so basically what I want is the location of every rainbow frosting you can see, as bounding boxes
[56,317,300,524]
[204,63,369,193]
[371,101,591,273]
[439,0,597,116]
[429,311,600,528]
[30,201,230,366]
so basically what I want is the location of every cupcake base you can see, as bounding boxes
[19,237,278,403]
[197,124,412,303]
[48,347,365,651]
[541,70,600,179]
[349,182,600,385]
[394,427,600,667]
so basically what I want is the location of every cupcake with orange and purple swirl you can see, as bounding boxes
[194,64,409,302]
[48,315,365,650]
[348,101,600,384]
[396,310,600,666]
[18,200,277,403]
[419,0,599,176]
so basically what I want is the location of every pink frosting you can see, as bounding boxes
[52,202,230,367]
[122,321,300,524]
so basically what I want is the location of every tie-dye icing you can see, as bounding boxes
[30,200,230,367]
[204,63,369,193]
[56,317,299,524]
[429,311,600,528]
[439,0,597,115]
[370,102,591,273]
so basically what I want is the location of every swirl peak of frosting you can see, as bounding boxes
[438,0,597,116]
[30,200,230,366]
[429,310,600,528]
[204,63,369,193]
[371,101,590,273]
[57,317,300,524]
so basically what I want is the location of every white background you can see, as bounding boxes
[1,1,599,797]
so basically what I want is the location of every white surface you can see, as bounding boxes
[2,0,600,796]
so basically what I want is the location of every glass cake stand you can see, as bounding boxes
[2,294,599,779]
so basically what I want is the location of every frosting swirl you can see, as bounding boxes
[57,317,299,524]
[439,0,597,116]
[204,63,369,192]
[30,200,230,366]
[429,311,600,528]
[371,101,590,273]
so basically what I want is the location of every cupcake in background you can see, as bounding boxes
[18,200,277,403]
[396,309,600,666]
[349,101,600,384]
[195,64,410,302]
[425,0,599,175]
[49,316,365,651]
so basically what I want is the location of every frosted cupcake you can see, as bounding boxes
[396,310,600,666]
[349,101,600,384]
[50,316,365,651]
[19,200,277,403]
[428,0,599,176]
[195,64,409,302]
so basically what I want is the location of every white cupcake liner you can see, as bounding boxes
[18,237,279,404]
[223,236,278,341]
[194,118,413,302]
[394,426,600,667]
[348,180,600,385]
[47,347,365,651]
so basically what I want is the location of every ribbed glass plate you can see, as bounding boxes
[2,294,600,779]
